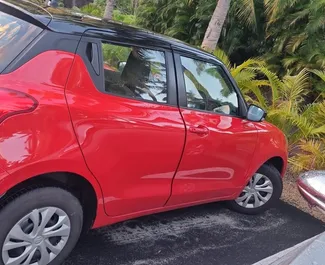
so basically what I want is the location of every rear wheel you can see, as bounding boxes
[228,164,283,214]
[0,187,83,265]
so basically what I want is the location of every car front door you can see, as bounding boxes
[66,34,185,216]
[167,53,258,206]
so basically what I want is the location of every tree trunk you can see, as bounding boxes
[132,0,139,14]
[201,0,231,52]
[103,0,115,20]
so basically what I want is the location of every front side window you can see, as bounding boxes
[102,43,168,104]
[180,56,239,116]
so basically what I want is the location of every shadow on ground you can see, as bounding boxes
[64,201,324,265]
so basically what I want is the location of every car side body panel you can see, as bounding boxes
[65,54,186,216]
[248,122,288,178]
[0,51,107,226]
[92,191,236,228]
[166,109,258,206]
[93,119,288,228]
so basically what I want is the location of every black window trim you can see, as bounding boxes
[77,30,178,107]
[173,51,248,118]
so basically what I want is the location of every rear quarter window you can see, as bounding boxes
[0,11,42,73]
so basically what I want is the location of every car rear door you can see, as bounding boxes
[65,31,186,216]
[167,51,258,206]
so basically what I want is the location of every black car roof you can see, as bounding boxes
[1,0,220,62]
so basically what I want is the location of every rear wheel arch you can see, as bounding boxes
[0,171,98,233]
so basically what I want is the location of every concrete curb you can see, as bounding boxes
[253,233,324,265]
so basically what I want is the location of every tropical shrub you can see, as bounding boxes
[217,49,325,172]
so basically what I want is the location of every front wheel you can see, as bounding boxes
[228,164,283,214]
[0,187,83,265]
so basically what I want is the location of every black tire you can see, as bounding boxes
[0,187,83,265]
[227,164,283,215]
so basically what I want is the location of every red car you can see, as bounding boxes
[0,1,287,265]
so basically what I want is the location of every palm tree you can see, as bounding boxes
[104,0,115,20]
[132,0,139,14]
[201,0,231,51]
[236,0,325,74]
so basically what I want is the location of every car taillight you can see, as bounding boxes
[0,88,38,124]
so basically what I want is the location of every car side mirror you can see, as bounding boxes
[246,104,266,122]
[117,61,126,72]
[297,171,325,212]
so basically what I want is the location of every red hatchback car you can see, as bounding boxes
[0,1,287,264]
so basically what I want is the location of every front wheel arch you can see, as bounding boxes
[265,156,285,176]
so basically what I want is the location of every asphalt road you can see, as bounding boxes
[64,201,324,265]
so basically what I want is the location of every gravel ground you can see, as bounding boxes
[64,201,324,265]
[282,174,325,223]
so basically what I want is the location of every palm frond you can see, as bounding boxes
[253,66,282,107]
[281,69,309,104]
[213,48,231,70]
[310,69,325,82]
[231,58,265,77]
[235,0,258,30]
[265,0,294,26]
[290,139,325,172]
[285,34,307,53]
[288,9,309,28]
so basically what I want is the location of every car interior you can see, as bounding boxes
[103,47,166,102]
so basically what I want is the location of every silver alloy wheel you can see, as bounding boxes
[235,173,274,208]
[2,207,71,265]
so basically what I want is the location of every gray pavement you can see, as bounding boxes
[64,201,324,265]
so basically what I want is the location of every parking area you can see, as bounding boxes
[64,202,324,265]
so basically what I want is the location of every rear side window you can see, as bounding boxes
[101,42,168,104]
[0,11,42,73]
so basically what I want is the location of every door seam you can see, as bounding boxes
[163,48,187,206]
[63,51,106,215]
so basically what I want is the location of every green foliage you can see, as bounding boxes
[102,43,130,67]
[80,3,136,24]
[219,50,325,172]
[289,140,325,173]
[80,3,103,16]
[136,0,269,59]
[113,10,136,25]
[135,0,325,96]
[136,0,214,46]
[259,0,325,96]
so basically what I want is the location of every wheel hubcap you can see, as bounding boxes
[235,173,274,208]
[2,207,71,265]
